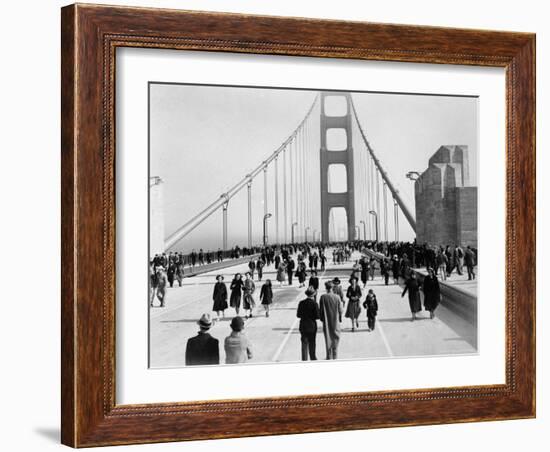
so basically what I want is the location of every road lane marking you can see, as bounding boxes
[376,316,394,357]
[271,264,330,362]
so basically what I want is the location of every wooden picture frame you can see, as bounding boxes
[61,3,535,447]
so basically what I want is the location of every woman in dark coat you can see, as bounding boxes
[230,273,244,315]
[401,273,421,320]
[260,279,274,317]
[345,277,362,331]
[422,268,441,319]
[296,261,307,287]
[391,255,400,284]
[212,275,228,319]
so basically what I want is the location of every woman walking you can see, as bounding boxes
[401,273,422,321]
[422,267,441,319]
[345,277,362,331]
[296,260,307,288]
[229,273,244,316]
[260,279,274,317]
[212,275,228,320]
[276,261,286,287]
[242,272,256,318]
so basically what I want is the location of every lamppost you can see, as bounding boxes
[263,213,272,246]
[405,171,421,181]
[355,225,360,241]
[313,229,317,243]
[305,226,311,243]
[359,220,366,241]
[291,222,298,244]
[369,210,379,242]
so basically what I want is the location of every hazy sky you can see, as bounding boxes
[150,83,477,251]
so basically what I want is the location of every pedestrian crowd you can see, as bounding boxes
[148,237,476,365]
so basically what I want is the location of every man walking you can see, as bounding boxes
[185,313,219,366]
[319,281,343,360]
[297,288,320,360]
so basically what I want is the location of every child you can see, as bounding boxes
[363,289,378,332]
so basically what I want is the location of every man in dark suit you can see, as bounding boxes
[286,258,295,286]
[297,288,320,361]
[185,313,219,366]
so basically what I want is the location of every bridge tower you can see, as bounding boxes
[319,92,356,242]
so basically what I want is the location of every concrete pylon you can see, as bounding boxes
[319,92,355,242]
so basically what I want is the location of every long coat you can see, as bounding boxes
[243,278,256,310]
[422,275,441,312]
[319,293,343,350]
[230,279,244,308]
[276,263,286,283]
[212,281,228,311]
[402,277,422,313]
[345,285,362,319]
[260,283,273,305]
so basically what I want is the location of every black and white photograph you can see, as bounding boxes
[148,84,479,368]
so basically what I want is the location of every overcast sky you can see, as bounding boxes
[150,83,477,251]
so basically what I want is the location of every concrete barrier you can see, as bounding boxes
[180,254,261,279]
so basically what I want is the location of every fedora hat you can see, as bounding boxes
[216,274,224,281]
[197,313,213,329]
[332,277,341,284]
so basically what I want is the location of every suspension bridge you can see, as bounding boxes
[149,90,478,367]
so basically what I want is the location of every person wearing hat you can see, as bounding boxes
[391,254,400,284]
[212,275,228,320]
[230,273,244,316]
[402,272,422,321]
[224,316,253,364]
[297,287,320,360]
[332,277,345,308]
[319,281,343,360]
[345,276,362,332]
[308,270,320,303]
[185,313,219,366]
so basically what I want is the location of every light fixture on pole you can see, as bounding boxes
[359,220,366,241]
[305,226,311,243]
[291,222,298,244]
[405,171,421,181]
[369,210,379,242]
[263,213,272,247]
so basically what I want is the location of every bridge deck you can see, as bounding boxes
[149,250,477,368]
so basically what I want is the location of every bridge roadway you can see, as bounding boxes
[149,250,477,368]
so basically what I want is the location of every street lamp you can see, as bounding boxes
[305,226,311,243]
[369,210,379,242]
[291,222,298,244]
[359,220,366,241]
[313,229,317,243]
[355,225,360,241]
[406,171,421,181]
[263,213,272,246]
